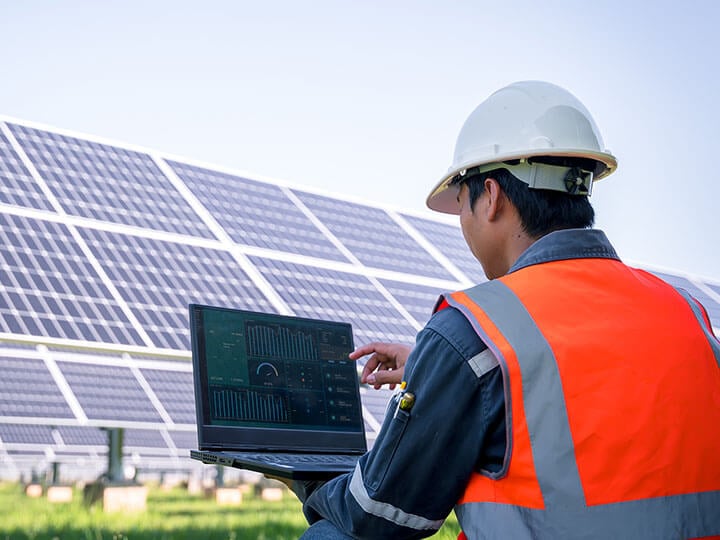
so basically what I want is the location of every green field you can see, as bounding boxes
[0,483,460,539]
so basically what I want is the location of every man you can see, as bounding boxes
[290,81,720,539]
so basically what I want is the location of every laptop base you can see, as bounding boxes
[190,449,360,481]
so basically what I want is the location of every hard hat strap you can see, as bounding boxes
[457,160,594,196]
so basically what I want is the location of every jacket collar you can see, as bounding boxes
[508,228,620,274]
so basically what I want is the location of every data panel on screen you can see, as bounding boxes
[79,227,276,350]
[7,123,213,238]
[197,307,361,431]
[0,213,144,347]
[168,160,351,262]
[292,189,456,280]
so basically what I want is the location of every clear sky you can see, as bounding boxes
[2,0,719,279]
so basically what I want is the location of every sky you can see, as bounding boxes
[1,0,719,280]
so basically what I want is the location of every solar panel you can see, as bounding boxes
[168,160,351,262]
[248,255,419,345]
[56,425,107,446]
[56,361,164,423]
[0,356,74,419]
[168,430,197,450]
[140,368,196,424]
[292,189,456,280]
[0,213,144,346]
[7,123,213,238]
[377,278,448,327]
[79,227,275,350]
[0,128,54,211]
[402,213,486,284]
[0,423,55,444]
[124,429,168,449]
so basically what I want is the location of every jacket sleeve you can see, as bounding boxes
[302,307,502,539]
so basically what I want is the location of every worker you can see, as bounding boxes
[289,81,720,539]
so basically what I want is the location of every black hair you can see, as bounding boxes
[452,166,595,238]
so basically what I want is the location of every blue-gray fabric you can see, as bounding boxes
[675,287,720,367]
[301,306,505,538]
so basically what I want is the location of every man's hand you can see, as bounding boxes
[266,476,324,503]
[349,342,412,390]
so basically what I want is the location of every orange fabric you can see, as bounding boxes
[452,258,720,508]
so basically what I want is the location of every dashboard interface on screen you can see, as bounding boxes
[194,306,362,433]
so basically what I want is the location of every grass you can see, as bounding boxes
[0,482,461,539]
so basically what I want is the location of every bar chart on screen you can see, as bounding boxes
[211,387,289,423]
[246,322,318,360]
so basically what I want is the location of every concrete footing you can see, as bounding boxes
[83,482,147,512]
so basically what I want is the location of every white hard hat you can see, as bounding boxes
[427,80,617,214]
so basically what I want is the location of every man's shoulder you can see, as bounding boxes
[423,303,487,359]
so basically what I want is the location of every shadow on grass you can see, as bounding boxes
[1,524,307,540]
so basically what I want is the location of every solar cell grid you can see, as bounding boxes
[140,368,195,424]
[0,357,74,419]
[124,429,168,448]
[168,161,351,262]
[292,190,455,280]
[378,279,448,327]
[56,425,107,446]
[249,256,418,345]
[402,214,486,284]
[7,123,212,238]
[57,361,163,423]
[168,430,197,450]
[0,129,54,211]
[79,227,275,350]
[0,214,144,346]
[0,423,55,444]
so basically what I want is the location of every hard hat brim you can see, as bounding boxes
[426,148,618,215]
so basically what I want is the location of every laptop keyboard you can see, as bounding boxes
[232,452,360,466]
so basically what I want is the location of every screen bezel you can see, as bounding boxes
[190,304,368,454]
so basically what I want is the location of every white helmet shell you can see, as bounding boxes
[427,81,617,214]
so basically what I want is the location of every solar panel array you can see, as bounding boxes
[1,117,719,481]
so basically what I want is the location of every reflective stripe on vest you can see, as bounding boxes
[443,259,720,539]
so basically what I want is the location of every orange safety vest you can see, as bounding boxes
[441,257,720,539]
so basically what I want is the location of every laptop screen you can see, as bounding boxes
[190,304,367,453]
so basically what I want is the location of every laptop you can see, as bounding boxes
[189,304,367,480]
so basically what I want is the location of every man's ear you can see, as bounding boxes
[483,177,505,221]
